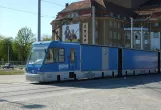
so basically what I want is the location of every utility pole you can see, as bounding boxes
[141,26,144,50]
[130,17,134,49]
[38,0,41,41]
[8,45,9,63]
[92,2,96,45]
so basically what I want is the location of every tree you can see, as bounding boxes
[13,27,36,61]
[0,37,14,61]
[42,34,52,41]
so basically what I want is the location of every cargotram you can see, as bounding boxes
[25,41,160,83]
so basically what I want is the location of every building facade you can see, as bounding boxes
[51,0,161,51]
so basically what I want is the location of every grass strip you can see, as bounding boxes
[0,69,24,75]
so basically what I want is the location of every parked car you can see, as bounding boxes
[2,63,14,69]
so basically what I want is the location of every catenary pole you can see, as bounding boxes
[92,2,96,45]
[130,17,133,49]
[38,0,41,41]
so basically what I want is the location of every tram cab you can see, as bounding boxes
[25,41,80,82]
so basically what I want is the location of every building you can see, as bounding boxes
[134,0,161,50]
[106,0,149,9]
[51,0,161,50]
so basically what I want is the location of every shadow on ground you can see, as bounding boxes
[34,74,161,90]
[0,99,46,109]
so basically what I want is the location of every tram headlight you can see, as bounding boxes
[32,70,37,74]
[38,68,41,72]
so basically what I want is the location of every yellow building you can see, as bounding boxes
[51,0,161,50]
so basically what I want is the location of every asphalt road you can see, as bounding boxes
[0,74,161,110]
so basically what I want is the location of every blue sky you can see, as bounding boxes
[0,0,78,39]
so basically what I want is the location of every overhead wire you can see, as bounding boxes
[0,5,56,18]
[41,0,64,7]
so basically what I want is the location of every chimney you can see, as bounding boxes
[65,3,69,8]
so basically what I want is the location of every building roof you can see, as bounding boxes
[140,0,161,8]
[61,0,91,13]
[135,0,161,20]
[104,1,135,17]
[52,0,161,23]
[58,0,136,19]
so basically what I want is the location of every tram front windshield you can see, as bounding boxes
[28,47,46,65]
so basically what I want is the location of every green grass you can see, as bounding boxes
[0,69,24,75]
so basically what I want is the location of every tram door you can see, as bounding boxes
[69,48,77,70]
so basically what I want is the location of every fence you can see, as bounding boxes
[0,61,26,69]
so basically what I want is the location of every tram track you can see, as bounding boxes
[0,79,124,100]
[1,74,161,101]
[0,82,31,88]
[0,86,77,99]
[0,78,123,94]
[0,75,158,95]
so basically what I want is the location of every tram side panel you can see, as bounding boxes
[122,49,158,76]
[81,45,102,78]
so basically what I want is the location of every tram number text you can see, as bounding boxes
[59,64,69,70]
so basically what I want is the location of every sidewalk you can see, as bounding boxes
[0,75,26,84]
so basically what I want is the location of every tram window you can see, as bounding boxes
[70,49,75,62]
[53,48,59,62]
[59,48,65,62]
[45,48,54,64]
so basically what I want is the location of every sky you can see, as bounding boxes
[0,0,78,39]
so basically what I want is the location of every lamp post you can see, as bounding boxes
[38,0,41,41]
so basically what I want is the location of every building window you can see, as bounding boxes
[114,21,117,28]
[134,32,141,40]
[110,12,114,17]
[125,32,130,40]
[109,31,112,38]
[144,44,149,49]
[109,20,113,27]
[144,32,149,39]
[114,32,117,39]
[118,22,121,28]
[118,15,121,19]
[144,40,149,44]
[118,33,121,39]
[68,14,71,18]
[153,22,159,27]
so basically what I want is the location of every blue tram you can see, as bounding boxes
[25,41,160,83]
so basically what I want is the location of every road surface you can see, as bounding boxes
[0,74,161,110]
